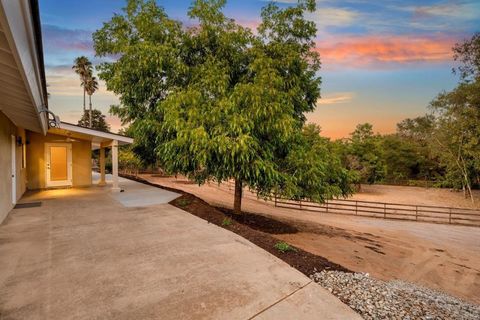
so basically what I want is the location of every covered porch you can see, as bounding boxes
[35,122,134,192]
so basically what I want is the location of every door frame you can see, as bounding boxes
[11,135,16,204]
[45,143,72,187]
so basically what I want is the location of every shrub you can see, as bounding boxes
[176,198,191,207]
[274,241,297,253]
[222,217,232,226]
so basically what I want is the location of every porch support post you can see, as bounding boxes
[111,139,120,192]
[98,147,106,186]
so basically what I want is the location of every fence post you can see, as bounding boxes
[355,201,358,215]
[326,200,329,213]
[274,194,277,207]
[384,203,386,219]
[299,200,302,209]
[449,208,452,224]
[415,206,418,221]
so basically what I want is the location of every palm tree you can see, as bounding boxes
[72,56,92,112]
[84,75,99,128]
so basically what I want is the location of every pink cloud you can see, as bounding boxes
[316,35,456,68]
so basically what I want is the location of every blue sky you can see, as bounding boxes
[39,0,480,138]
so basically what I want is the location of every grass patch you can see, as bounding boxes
[222,217,233,226]
[274,241,297,253]
[176,198,192,207]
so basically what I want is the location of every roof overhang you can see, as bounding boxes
[48,122,134,149]
[0,0,48,134]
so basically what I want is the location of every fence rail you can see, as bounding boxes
[212,181,480,227]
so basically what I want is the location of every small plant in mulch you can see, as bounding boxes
[221,217,233,226]
[274,241,297,253]
[176,198,192,207]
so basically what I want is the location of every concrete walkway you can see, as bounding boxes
[0,177,360,319]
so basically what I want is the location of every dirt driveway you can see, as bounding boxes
[142,174,480,304]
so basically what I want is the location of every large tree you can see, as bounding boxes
[93,0,353,213]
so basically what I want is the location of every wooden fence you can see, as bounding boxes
[274,197,480,227]
[212,181,480,227]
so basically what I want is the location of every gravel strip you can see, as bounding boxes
[311,270,480,320]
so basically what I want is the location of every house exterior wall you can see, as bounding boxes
[0,111,27,224]
[26,132,92,189]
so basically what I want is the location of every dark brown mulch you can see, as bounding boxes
[121,174,351,276]
[216,207,298,234]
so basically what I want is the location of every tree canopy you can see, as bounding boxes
[453,32,480,82]
[78,109,110,132]
[343,123,386,185]
[94,0,354,213]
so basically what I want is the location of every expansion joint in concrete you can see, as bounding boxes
[248,281,314,320]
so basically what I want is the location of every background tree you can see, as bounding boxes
[393,33,480,198]
[85,76,99,128]
[281,124,355,202]
[116,122,159,170]
[429,80,480,201]
[453,32,480,82]
[345,123,386,186]
[72,56,93,112]
[396,115,444,182]
[118,147,143,174]
[429,33,480,200]
[94,0,353,214]
[78,109,110,132]
[380,134,421,182]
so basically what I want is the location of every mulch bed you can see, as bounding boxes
[121,174,351,276]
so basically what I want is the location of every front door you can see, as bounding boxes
[45,143,72,187]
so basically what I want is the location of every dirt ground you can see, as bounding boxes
[140,174,480,305]
[351,184,480,209]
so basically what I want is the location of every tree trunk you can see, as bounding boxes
[83,88,86,112]
[233,179,243,215]
[464,175,474,203]
[89,95,92,128]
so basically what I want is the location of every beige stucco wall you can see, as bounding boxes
[26,132,92,189]
[0,111,27,224]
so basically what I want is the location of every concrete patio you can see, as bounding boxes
[0,176,360,319]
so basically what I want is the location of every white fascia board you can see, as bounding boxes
[59,122,134,144]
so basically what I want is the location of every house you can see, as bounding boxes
[0,0,133,223]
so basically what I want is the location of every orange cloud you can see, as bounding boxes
[316,35,456,68]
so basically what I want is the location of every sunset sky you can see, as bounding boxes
[39,0,480,138]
